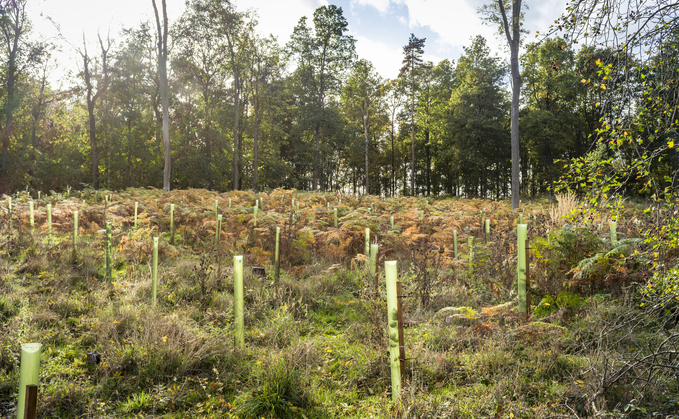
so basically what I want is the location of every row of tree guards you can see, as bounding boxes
[6,196,624,407]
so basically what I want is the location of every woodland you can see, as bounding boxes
[1,0,679,418]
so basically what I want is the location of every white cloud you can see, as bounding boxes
[354,34,404,79]
[396,0,497,51]
[351,0,392,14]
[238,0,328,43]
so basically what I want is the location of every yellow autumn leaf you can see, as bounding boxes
[668,140,675,148]
[600,84,606,89]
[596,58,602,65]
[581,78,587,83]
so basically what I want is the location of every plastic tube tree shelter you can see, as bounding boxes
[16,342,42,419]
[234,255,245,350]
[229,198,232,209]
[106,222,112,281]
[152,237,158,305]
[333,208,338,228]
[274,227,280,283]
[29,201,34,232]
[364,228,370,257]
[170,204,175,244]
[467,237,474,276]
[385,261,401,401]
[215,214,222,247]
[610,221,618,245]
[517,224,528,313]
[253,201,258,227]
[485,219,490,243]
[390,216,394,232]
[47,204,52,234]
[453,230,458,258]
[73,211,79,251]
[369,244,378,293]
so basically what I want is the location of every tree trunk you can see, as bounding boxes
[363,100,369,195]
[410,68,416,196]
[153,0,171,191]
[313,123,321,191]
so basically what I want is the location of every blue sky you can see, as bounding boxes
[30,0,567,83]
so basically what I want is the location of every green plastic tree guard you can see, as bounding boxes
[390,216,394,232]
[610,221,618,245]
[468,237,474,276]
[365,228,370,256]
[229,198,232,209]
[29,201,34,231]
[517,224,528,313]
[385,261,401,401]
[106,222,112,281]
[73,211,79,247]
[453,230,458,258]
[152,237,158,305]
[274,227,280,283]
[369,243,378,279]
[253,202,258,227]
[333,208,338,228]
[485,219,490,243]
[16,342,42,419]
[170,204,175,242]
[234,255,245,350]
[47,204,52,234]
[215,214,222,246]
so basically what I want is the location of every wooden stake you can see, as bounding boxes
[23,384,37,419]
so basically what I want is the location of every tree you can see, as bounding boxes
[479,0,525,208]
[343,59,383,194]
[287,5,355,191]
[0,0,32,180]
[399,34,425,196]
[446,36,509,198]
[152,0,171,191]
[79,33,111,189]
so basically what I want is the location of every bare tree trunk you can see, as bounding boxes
[410,70,416,196]
[225,32,240,191]
[153,0,171,191]
[498,0,522,209]
[82,34,110,189]
[313,123,320,191]
[363,100,369,195]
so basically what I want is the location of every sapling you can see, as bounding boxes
[234,255,244,349]
[385,260,401,401]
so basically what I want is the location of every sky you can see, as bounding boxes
[28,0,568,84]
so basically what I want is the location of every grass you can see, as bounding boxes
[0,188,672,418]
